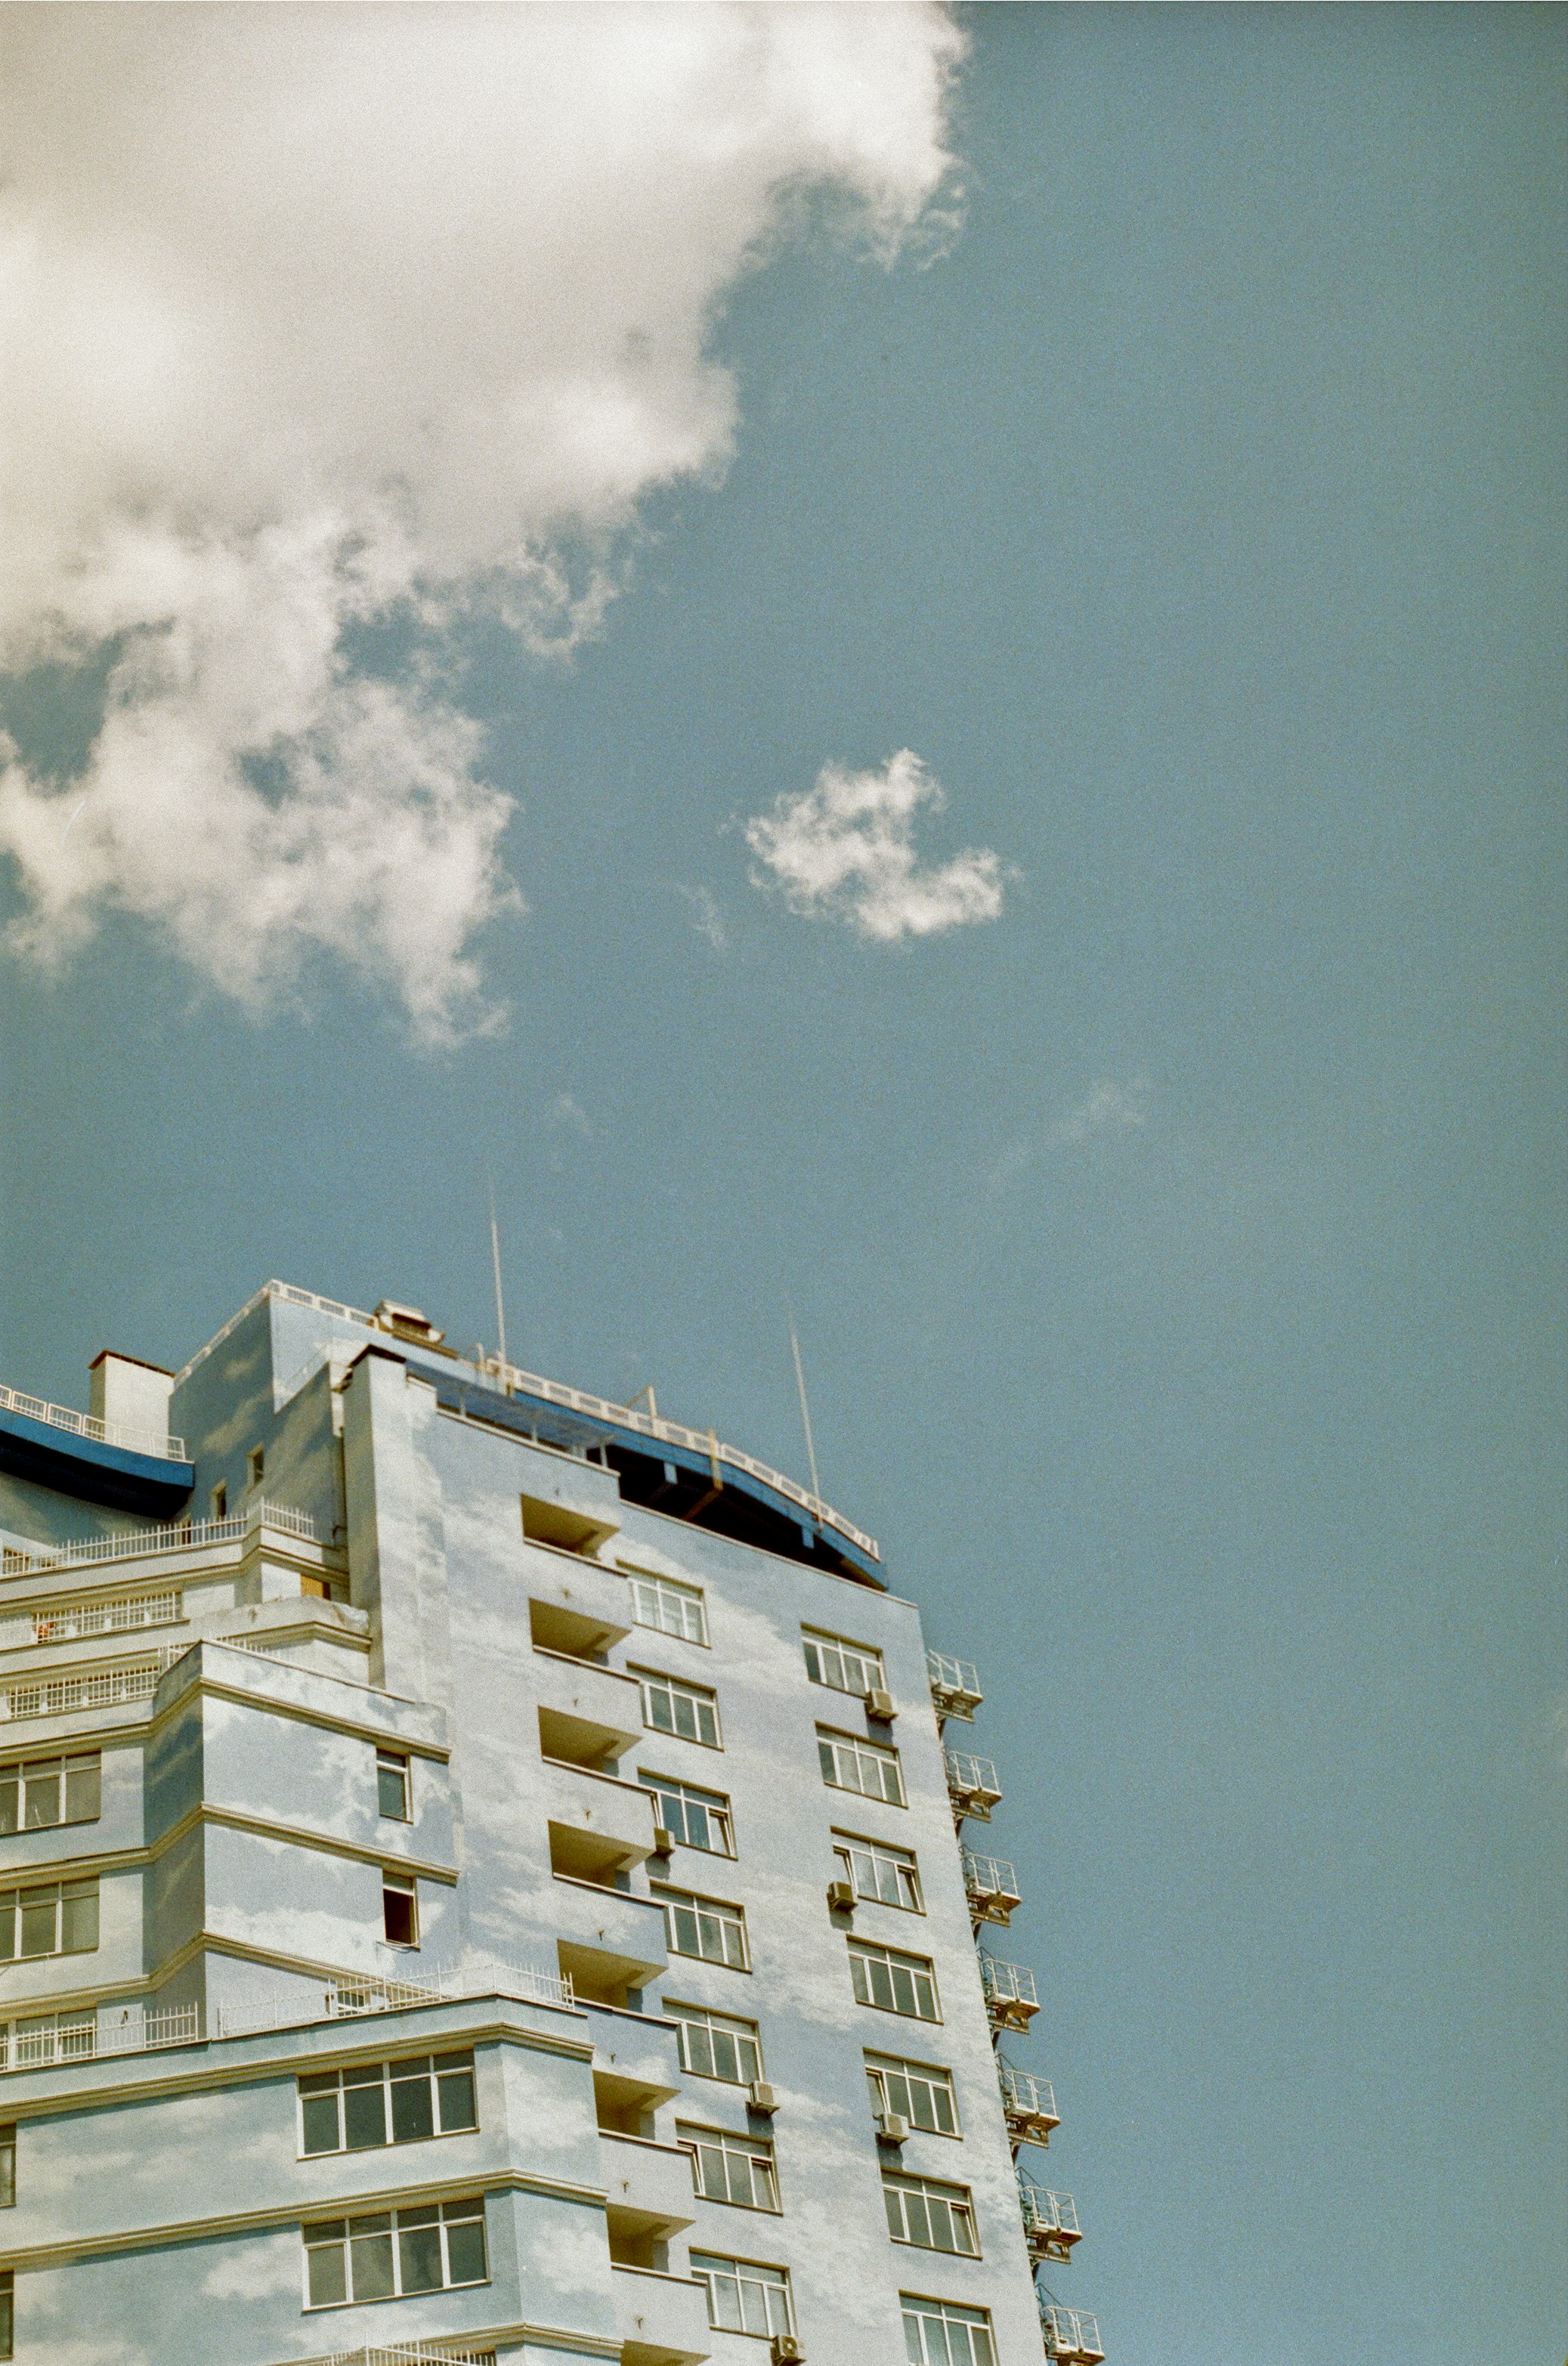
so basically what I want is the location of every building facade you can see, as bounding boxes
[0,1282,1103,2366]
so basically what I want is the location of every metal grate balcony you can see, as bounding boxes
[1018,2181,1081,2263]
[927,1648,983,1725]
[944,1748,1002,1823]
[978,1953,1040,2032]
[962,1848,1022,1924]
[1041,2306,1104,2364]
[998,2059,1059,2146]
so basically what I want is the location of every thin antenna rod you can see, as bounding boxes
[487,1176,509,1391]
[788,1307,821,1506]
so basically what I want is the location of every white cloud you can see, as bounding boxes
[0,8,963,1039]
[673,881,730,954]
[1055,1074,1152,1143]
[744,747,1009,941]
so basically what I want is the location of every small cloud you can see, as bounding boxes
[673,881,728,954]
[744,748,1011,942]
[1055,1075,1152,1144]
[547,1091,594,1138]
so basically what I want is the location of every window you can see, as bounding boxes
[818,1728,904,1807]
[0,2125,13,2208]
[0,1878,98,1960]
[641,1774,733,1855]
[637,1669,720,1749]
[689,2252,793,2340]
[303,2197,488,2309]
[210,1481,227,1522]
[866,2055,958,2137]
[680,2123,778,2211]
[298,2051,476,2154]
[376,1749,410,1821]
[0,1752,100,1833]
[246,1446,265,1490]
[382,1870,417,1947]
[803,1628,885,1698]
[902,2295,995,2366]
[835,1833,921,1910]
[665,2003,762,2087]
[884,2173,979,2256]
[657,1886,748,1971]
[849,1940,939,2022]
[0,2269,11,2360]
[627,1570,707,1645]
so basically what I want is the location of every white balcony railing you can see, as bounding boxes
[0,1591,183,1654]
[998,2061,1059,2139]
[0,1380,185,1463]
[1041,2306,1104,2364]
[0,2003,199,2071]
[0,1645,187,1726]
[962,1849,1022,1921]
[979,1954,1040,2030]
[2,1499,319,1579]
[1019,2182,1081,2258]
[926,1650,983,1723]
[322,2346,498,2366]
[944,1749,1002,1821]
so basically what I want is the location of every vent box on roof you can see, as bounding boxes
[373,1300,447,1347]
[521,1493,618,1559]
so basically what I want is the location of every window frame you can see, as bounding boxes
[679,2121,780,2213]
[639,1771,734,1856]
[0,1876,99,1962]
[381,1868,418,1949]
[834,1830,922,1911]
[297,2049,478,2157]
[883,2171,981,2257]
[626,1569,709,1647]
[664,2001,763,2087]
[376,1748,411,1823]
[302,2194,489,2310]
[818,1727,905,1808]
[688,2250,794,2340]
[803,1627,886,1699]
[849,1938,941,2023]
[901,2293,997,2366]
[0,2124,14,2210]
[654,1883,750,1972]
[633,1666,722,1750]
[0,1750,101,1836]
[866,2052,960,2138]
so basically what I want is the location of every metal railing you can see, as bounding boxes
[998,2061,1059,2130]
[978,1955,1040,2028]
[0,1590,182,1653]
[1,2002,199,2071]
[926,1649,982,1721]
[196,1280,880,1562]
[2,1500,319,1579]
[1019,2182,1081,2257]
[0,1644,186,1725]
[962,1849,1022,1919]
[0,1380,185,1464]
[321,2346,497,2366]
[1041,2306,1103,2363]
[944,1749,1002,1820]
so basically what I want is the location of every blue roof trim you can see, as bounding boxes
[0,1406,196,1518]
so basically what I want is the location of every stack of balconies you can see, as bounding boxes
[928,1648,1103,2364]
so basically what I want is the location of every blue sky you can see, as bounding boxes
[2,8,1564,2361]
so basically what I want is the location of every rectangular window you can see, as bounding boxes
[0,1751,101,1834]
[803,1628,886,1698]
[247,1446,265,1490]
[680,2123,779,2211]
[376,1749,411,1821]
[902,2295,996,2366]
[689,2251,793,2340]
[382,1870,417,1948]
[884,2173,979,2256]
[849,1940,939,2023]
[665,2003,762,2087]
[210,1482,227,1522]
[0,2269,11,2361]
[0,1879,99,1961]
[641,1774,733,1855]
[298,2051,477,2155]
[657,1886,748,1971]
[0,2124,14,2208]
[818,1728,904,1807]
[867,2055,958,2137]
[303,2196,488,2309]
[835,1832,921,1910]
[627,1570,707,1645]
[637,1669,720,1749]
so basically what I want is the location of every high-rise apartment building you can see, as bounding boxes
[0,1281,1103,2366]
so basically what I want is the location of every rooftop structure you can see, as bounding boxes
[0,1280,1101,2364]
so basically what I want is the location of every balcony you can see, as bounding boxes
[926,1649,983,1726]
[943,1749,1001,1823]
[998,2060,1059,2148]
[614,2263,714,2366]
[1018,2181,1081,2264]
[1041,2306,1104,2364]
[317,2346,498,2366]
[602,2129,697,2269]
[540,1754,660,1883]
[534,1650,644,1759]
[978,1953,1039,2034]
[962,1848,1022,1924]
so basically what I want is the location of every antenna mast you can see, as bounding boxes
[487,1177,509,1392]
[788,1308,822,1507]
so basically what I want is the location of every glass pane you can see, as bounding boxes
[391,2070,434,2142]
[437,2063,477,2131]
[397,2219,444,2292]
[343,2080,388,2150]
[0,2134,14,2210]
[23,1766,60,1828]
[301,2092,341,2154]
[348,2226,394,2300]
[306,2241,348,2308]
[63,1758,100,1822]
[444,2211,487,2285]
[649,1690,674,1734]
[377,1760,409,1819]
[0,1777,16,1837]
[19,1891,56,1956]
[60,1885,97,1953]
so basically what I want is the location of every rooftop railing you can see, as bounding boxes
[1019,2182,1081,2259]
[2,1499,319,1579]
[962,1849,1022,1922]
[0,1380,185,1464]
[926,1649,983,1723]
[1041,2306,1104,2364]
[943,1749,1002,1821]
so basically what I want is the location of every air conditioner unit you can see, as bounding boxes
[826,1879,856,1913]
[877,2112,910,2145]
[651,1826,676,1856]
[865,1687,896,1719]
[748,2080,778,2113]
[770,2338,805,2366]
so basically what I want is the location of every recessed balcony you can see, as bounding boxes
[943,1749,1002,1823]
[962,1848,1022,1924]
[614,2261,715,2366]
[1018,2180,1081,2264]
